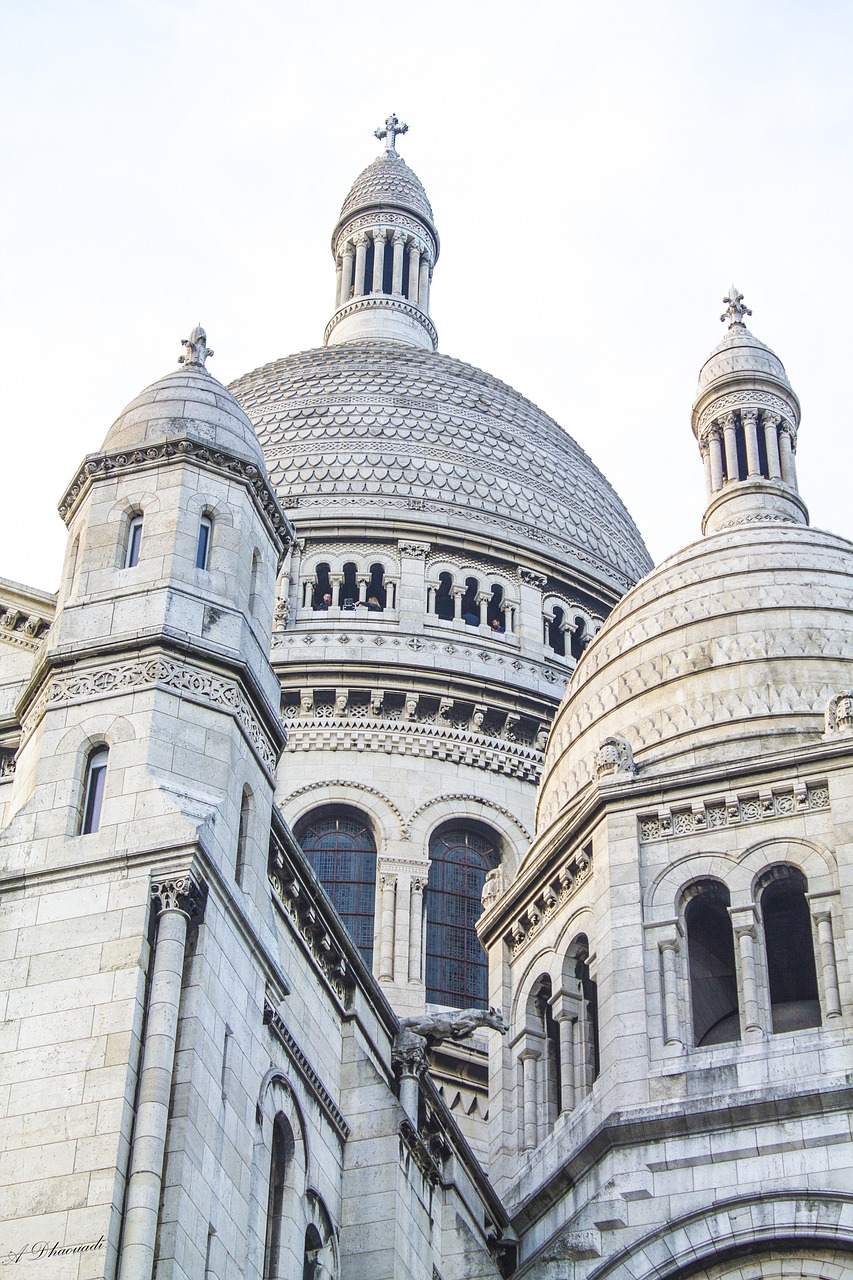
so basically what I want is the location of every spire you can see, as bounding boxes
[325,118,439,351]
[374,112,408,153]
[691,289,807,535]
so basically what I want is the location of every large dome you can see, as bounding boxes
[229,340,652,593]
[536,521,853,831]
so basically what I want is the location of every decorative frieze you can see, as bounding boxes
[21,655,282,776]
[505,844,592,957]
[262,998,350,1142]
[638,780,829,842]
[268,829,354,1003]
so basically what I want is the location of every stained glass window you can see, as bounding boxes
[296,811,377,967]
[425,826,499,1008]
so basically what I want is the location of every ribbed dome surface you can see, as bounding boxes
[229,341,652,592]
[536,522,853,832]
[695,325,792,398]
[103,367,266,469]
[339,150,434,224]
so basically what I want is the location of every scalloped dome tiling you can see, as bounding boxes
[339,150,435,225]
[229,341,652,593]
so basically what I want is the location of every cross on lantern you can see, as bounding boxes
[374,112,408,152]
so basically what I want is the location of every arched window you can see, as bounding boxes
[339,562,358,610]
[533,974,561,1124]
[236,787,252,887]
[367,562,386,610]
[81,745,108,835]
[312,564,332,611]
[263,1113,295,1280]
[125,514,143,569]
[574,944,600,1082]
[295,809,377,966]
[685,880,740,1046]
[425,824,499,1008]
[302,1225,324,1280]
[460,577,480,626]
[434,572,454,620]
[547,606,566,656]
[760,867,821,1033]
[569,616,587,661]
[487,584,506,633]
[196,515,212,570]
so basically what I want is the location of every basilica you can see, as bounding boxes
[0,117,850,1280]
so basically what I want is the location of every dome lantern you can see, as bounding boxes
[325,116,439,351]
[691,287,808,535]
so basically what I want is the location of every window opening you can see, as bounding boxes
[339,562,358,610]
[425,825,499,1008]
[382,243,394,295]
[363,241,375,295]
[734,420,748,481]
[82,746,108,835]
[487,584,506,632]
[312,564,332,611]
[236,788,251,886]
[685,881,740,1045]
[534,975,561,1121]
[263,1114,295,1280]
[460,577,479,626]
[435,572,455,620]
[569,617,587,661]
[125,515,143,569]
[296,810,377,966]
[756,420,769,477]
[365,562,386,610]
[761,869,821,1032]
[548,606,566,656]
[575,946,600,1081]
[302,1225,324,1280]
[196,516,212,570]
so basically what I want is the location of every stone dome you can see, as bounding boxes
[229,340,652,593]
[338,149,435,227]
[536,521,853,831]
[695,324,793,401]
[102,365,267,470]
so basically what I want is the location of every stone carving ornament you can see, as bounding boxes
[392,1007,508,1075]
[825,690,853,734]
[595,734,636,778]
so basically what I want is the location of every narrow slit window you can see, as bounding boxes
[196,516,212,570]
[125,515,143,569]
[82,746,108,834]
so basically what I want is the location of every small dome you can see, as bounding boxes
[695,324,793,400]
[102,365,267,470]
[339,149,435,226]
[536,522,853,833]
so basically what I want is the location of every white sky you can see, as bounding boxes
[1,0,852,593]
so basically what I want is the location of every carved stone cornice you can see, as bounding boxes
[500,843,592,958]
[262,998,350,1142]
[150,871,207,922]
[0,607,50,653]
[696,389,796,439]
[58,439,294,554]
[638,779,829,842]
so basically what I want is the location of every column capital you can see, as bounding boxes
[761,409,781,428]
[341,241,355,259]
[372,227,387,243]
[392,228,406,245]
[741,407,759,424]
[150,872,207,922]
[354,231,370,247]
[719,411,737,431]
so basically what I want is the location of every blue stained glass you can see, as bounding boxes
[297,813,376,967]
[425,828,498,1009]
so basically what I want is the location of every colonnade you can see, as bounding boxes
[515,986,596,1151]
[701,408,798,497]
[334,228,433,309]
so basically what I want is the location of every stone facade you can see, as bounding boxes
[0,126,851,1280]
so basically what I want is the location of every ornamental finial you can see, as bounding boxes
[720,285,752,329]
[179,324,214,369]
[374,112,408,152]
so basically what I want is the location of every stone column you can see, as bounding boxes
[808,898,842,1019]
[555,1014,575,1114]
[731,910,763,1036]
[702,444,713,499]
[477,592,490,628]
[393,1044,426,1125]
[408,879,424,981]
[418,252,431,309]
[708,425,724,492]
[779,422,798,488]
[519,1048,540,1151]
[117,875,206,1280]
[659,939,682,1048]
[372,228,387,293]
[574,1007,592,1095]
[742,408,761,477]
[391,230,406,294]
[451,587,464,620]
[407,241,421,302]
[340,242,355,304]
[721,412,739,483]
[356,576,369,605]
[425,582,436,615]
[353,233,369,297]
[378,874,396,981]
[762,411,782,479]
[334,255,343,309]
